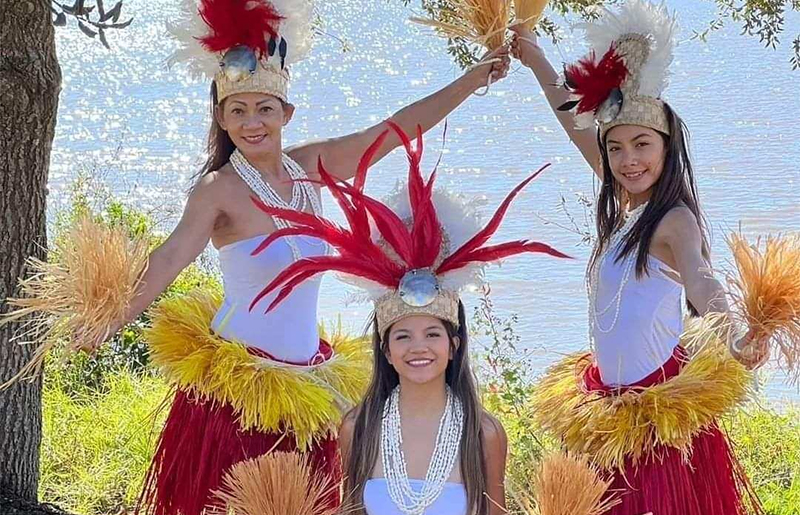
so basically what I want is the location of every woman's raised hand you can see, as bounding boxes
[509,24,545,69]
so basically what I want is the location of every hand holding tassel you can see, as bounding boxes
[0,215,148,389]
[725,233,800,381]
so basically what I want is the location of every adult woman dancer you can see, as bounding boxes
[509,1,768,514]
[68,1,509,514]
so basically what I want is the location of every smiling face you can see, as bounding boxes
[215,92,294,160]
[605,124,667,204]
[384,315,458,386]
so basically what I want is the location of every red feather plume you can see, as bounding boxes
[564,45,628,115]
[248,125,569,314]
[198,0,282,56]
[436,163,571,275]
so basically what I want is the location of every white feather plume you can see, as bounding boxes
[578,0,677,98]
[380,182,490,294]
[271,0,315,66]
[166,0,220,80]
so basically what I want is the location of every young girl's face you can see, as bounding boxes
[385,315,456,386]
[605,124,667,200]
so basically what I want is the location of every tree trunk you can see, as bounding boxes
[0,0,62,501]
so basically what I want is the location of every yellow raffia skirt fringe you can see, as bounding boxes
[532,314,752,471]
[145,288,370,450]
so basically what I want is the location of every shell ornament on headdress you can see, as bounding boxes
[247,123,570,333]
[167,0,314,102]
[557,0,678,137]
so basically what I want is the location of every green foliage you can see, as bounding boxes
[470,286,559,510]
[40,368,169,515]
[51,0,133,49]
[691,1,800,70]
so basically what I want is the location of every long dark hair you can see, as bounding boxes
[196,81,236,181]
[343,303,490,515]
[589,103,709,289]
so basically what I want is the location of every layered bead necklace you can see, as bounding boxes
[586,202,649,346]
[229,149,323,262]
[381,385,464,515]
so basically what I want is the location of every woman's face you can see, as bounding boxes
[384,315,457,386]
[605,124,667,201]
[216,92,294,159]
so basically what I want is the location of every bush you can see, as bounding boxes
[728,406,800,515]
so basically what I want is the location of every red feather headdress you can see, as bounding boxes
[556,0,677,135]
[248,124,570,331]
[167,0,314,101]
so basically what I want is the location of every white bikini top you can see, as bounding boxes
[363,479,468,515]
[592,248,684,386]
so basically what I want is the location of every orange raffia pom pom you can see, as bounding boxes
[513,0,550,30]
[410,0,512,51]
[0,214,148,389]
[511,451,620,515]
[213,451,339,515]
[727,232,800,382]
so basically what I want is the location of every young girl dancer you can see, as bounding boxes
[509,1,768,514]
[250,123,569,514]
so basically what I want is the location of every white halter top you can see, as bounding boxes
[210,234,327,363]
[592,248,684,386]
[363,479,468,515]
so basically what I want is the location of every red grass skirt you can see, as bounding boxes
[582,348,762,515]
[136,344,342,515]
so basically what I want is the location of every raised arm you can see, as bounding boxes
[509,26,601,177]
[83,173,221,349]
[288,47,511,181]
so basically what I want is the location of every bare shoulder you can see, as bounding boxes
[657,205,701,241]
[480,411,508,450]
[286,141,325,178]
[190,164,237,197]
[339,406,360,438]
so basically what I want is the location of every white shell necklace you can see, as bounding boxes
[229,149,323,262]
[586,202,648,345]
[380,385,464,515]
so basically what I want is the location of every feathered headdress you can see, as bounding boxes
[167,0,314,102]
[247,123,570,333]
[557,0,677,136]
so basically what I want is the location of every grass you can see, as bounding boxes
[727,406,800,514]
[40,369,169,515]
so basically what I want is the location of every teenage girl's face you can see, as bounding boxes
[216,92,294,159]
[605,125,667,202]
[385,315,457,386]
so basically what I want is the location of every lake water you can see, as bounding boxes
[49,0,800,402]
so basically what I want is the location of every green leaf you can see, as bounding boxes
[78,20,97,38]
[53,11,67,26]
